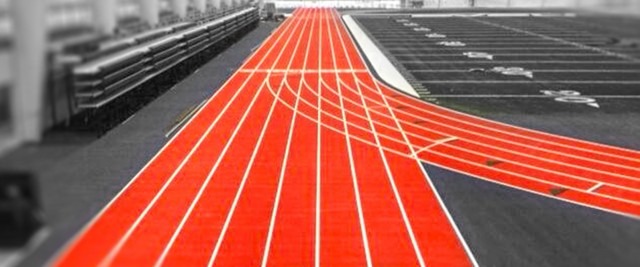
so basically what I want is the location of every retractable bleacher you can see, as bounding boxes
[71,7,258,110]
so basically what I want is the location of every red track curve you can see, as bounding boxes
[53,8,640,267]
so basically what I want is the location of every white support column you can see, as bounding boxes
[169,0,188,18]
[139,0,160,27]
[225,0,233,9]
[211,0,222,10]
[92,0,118,34]
[194,0,207,12]
[10,0,47,143]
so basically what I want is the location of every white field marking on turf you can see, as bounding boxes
[588,183,605,193]
[409,69,640,73]
[341,13,481,265]
[96,9,307,267]
[342,15,419,97]
[398,60,638,64]
[47,8,296,265]
[326,11,374,267]
[412,137,458,157]
[410,12,577,18]
[354,80,640,164]
[330,10,426,267]
[259,9,315,267]
[466,17,640,62]
[417,81,640,84]
[164,99,207,138]
[155,80,271,267]
[415,94,640,98]
[259,43,306,267]
[424,160,640,220]
[400,54,613,57]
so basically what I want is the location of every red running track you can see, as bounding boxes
[54,8,640,267]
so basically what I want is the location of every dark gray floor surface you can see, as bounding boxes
[424,163,640,267]
[0,21,279,267]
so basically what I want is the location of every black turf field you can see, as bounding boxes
[353,10,640,150]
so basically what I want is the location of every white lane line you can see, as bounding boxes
[331,10,426,267]
[97,8,307,267]
[260,9,313,267]
[342,14,419,97]
[154,80,269,266]
[326,10,374,267]
[339,12,480,266]
[388,47,601,51]
[99,75,265,267]
[164,99,207,138]
[412,137,458,156]
[588,183,605,193]
[207,79,286,266]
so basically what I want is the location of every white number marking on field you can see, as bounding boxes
[540,90,600,108]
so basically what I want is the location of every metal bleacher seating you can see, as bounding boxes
[70,7,259,109]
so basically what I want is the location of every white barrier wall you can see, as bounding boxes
[139,0,160,26]
[11,0,46,142]
[93,0,117,34]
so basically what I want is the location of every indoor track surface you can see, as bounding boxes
[52,8,640,266]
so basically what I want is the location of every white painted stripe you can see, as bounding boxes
[342,15,419,98]
[588,183,605,193]
[413,137,458,156]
